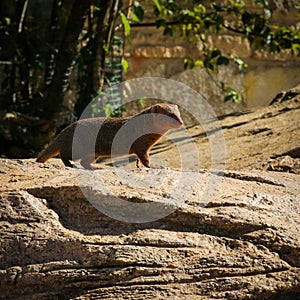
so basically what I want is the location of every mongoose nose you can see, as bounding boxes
[175,118,184,128]
[177,117,184,126]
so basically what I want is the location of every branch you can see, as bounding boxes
[18,0,29,33]
[223,24,245,35]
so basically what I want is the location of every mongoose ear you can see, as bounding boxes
[150,104,160,114]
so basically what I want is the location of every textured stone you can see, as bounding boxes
[0,160,299,299]
[0,93,299,299]
[244,66,300,107]
[131,46,187,58]
[206,34,252,59]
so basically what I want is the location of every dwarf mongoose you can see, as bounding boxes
[36,103,184,169]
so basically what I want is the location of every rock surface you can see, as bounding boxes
[0,95,299,299]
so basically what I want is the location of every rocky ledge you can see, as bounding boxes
[0,95,299,299]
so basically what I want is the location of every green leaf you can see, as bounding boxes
[211,49,221,58]
[242,12,251,26]
[163,25,173,36]
[120,11,131,38]
[224,90,242,102]
[184,58,203,69]
[213,14,224,32]
[139,97,146,108]
[194,4,206,15]
[210,3,223,12]
[130,12,140,23]
[194,60,204,67]
[153,0,163,13]
[133,1,144,21]
[104,103,112,118]
[122,58,129,73]
[255,0,271,19]
[156,19,165,28]
[102,41,108,52]
[184,58,193,69]
[233,57,248,72]
[206,62,214,71]
[216,56,229,65]
[4,17,11,25]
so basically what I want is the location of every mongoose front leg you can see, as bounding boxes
[136,151,162,169]
[135,151,151,168]
[136,158,141,169]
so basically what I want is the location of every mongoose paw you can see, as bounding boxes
[150,165,164,169]
[89,163,104,170]
[136,159,141,169]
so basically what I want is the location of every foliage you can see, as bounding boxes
[1,0,299,115]
[127,0,300,102]
[0,0,299,157]
[0,0,121,157]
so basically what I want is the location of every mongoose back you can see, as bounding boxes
[36,103,184,169]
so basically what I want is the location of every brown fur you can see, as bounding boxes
[36,103,183,169]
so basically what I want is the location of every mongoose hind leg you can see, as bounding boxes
[60,155,74,168]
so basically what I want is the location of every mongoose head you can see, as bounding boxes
[150,103,184,130]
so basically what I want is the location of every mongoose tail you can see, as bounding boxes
[36,139,60,163]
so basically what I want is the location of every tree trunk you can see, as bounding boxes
[41,0,91,119]
[74,0,120,116]
[93,0,121,92]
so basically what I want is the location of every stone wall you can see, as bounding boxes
[123,0,300,114]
